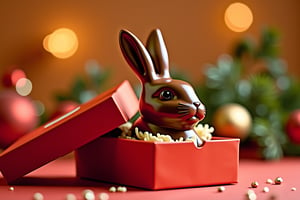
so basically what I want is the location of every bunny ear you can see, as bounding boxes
[119,29,158,83]
[146,29,170,79]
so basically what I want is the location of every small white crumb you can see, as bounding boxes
[291,187,297,191]
[108,186,116,192]
[33,192,44,200]
[98,192,110,200]
[246,189,257,200]
[263,186,270,193]
[8,186,14,191]
[117,186,127,192]
[266,178,273,184]
[218,186,225,192]
[247,189,255,195]
[65,193,77,200]
[247,193,257,200]
[82,189,95,200]
[246,189,256,200]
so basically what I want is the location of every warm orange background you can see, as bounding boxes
[0,0,299,112]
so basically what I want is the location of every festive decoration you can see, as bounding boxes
[0,90,38,149]
[0,67,46,149]
[15,77,33,96]
[224,2,253,32]
[212,103,252,140]
[1,67,34,98]
[1,68,27,88]
[43,28,78,59]
[285,110,300,144]
[196,27,300,159]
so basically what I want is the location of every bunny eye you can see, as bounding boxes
[153,87,177,101]
[159,89,176,101]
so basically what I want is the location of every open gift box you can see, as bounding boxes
[0,80,139,184]
[75,136,240,190]
[0,79,239,189]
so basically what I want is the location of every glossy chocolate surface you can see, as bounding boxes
[120,29,206,145]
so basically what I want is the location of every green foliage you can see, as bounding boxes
[196,27,300,160]
[251,117,284,160]
[55,60,110,104]
[244,75,279,117]
[279,77,300,112]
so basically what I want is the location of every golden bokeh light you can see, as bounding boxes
[43,28,78,59]
[224,2,253,32]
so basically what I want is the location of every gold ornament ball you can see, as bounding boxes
[212,103,252,140]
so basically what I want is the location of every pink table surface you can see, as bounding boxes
[0,154,299,200]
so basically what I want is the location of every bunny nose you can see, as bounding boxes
[193,102,201,108]
[194,101,206,120]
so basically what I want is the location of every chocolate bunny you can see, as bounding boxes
[119,29,206,146]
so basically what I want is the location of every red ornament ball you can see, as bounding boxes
[2,68,26,88]
[0,90,38,149]
[285,110,300,144]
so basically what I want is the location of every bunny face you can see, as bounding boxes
[141,80,205,131]
[119,29,206,144]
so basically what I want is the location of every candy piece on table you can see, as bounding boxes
[251,181,259,188]
[218,186,226,192]
[274,177,283,185]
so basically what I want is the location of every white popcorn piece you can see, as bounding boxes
[65,193,77,200]
[108,186,117,192]
[33,192,44,200]
[8,186,14,191]
[118,122,213,143]
[117,186,127,192]
[119,122,133,138]
[263,187,270,193]
[247,189,255,195]
[194,123,214,141]
[98,192,110,200]
[246,189,257,200]
[266,178,273,184]
[82,189,95,200]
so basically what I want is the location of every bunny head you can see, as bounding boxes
[119,29,206,146]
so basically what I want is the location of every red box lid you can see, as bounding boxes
[0,80,139,183]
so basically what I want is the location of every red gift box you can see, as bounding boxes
[76,136,240,190]
[0,80,139,184]
[0,79,240,189]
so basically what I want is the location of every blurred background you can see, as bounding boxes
[0,0,299,110]
[0,0,299,158]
